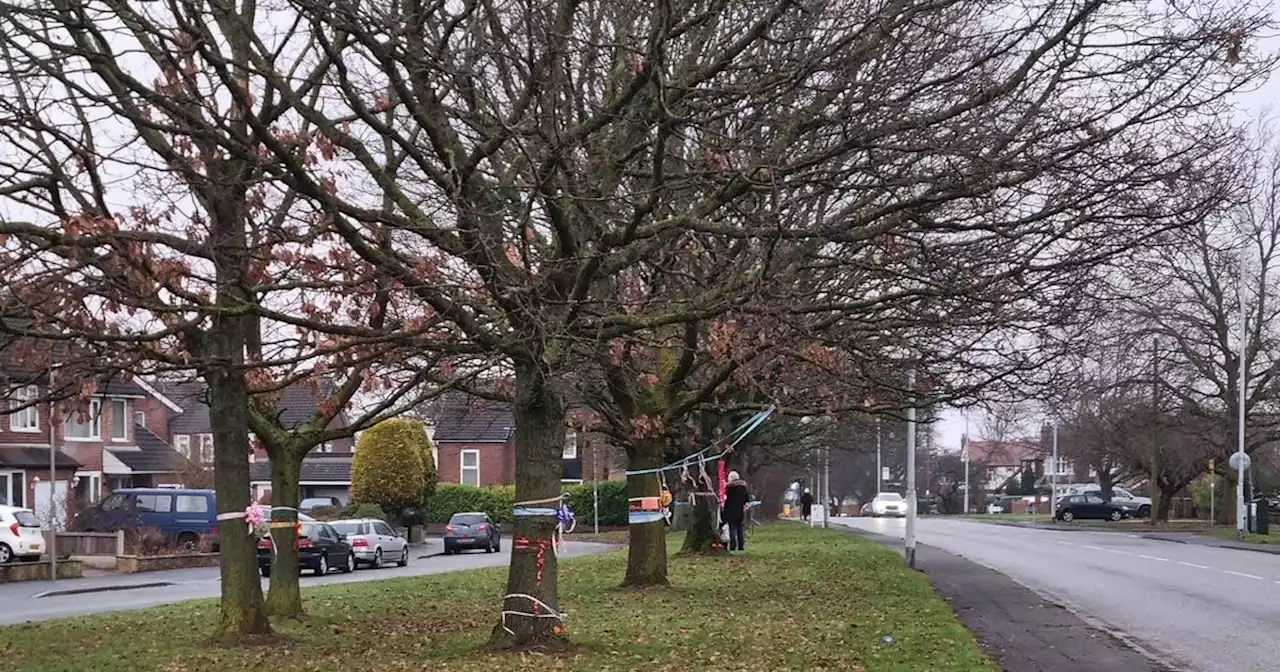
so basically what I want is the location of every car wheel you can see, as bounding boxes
[260,565,271,578]
[342,551,355,573]
[372,548,383,569]
[1062,510,1075,522]
[317,553,328,576]
[1138,505,1151,518]
[398,547,409,567]
[1110,509,1123,522]
[177,533,199,552]
[0,543,12,564]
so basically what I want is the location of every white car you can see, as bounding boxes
[0,505,44,564]
[330,518,409,569]
[870,492,907,517]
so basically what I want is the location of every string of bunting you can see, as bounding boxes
[623,405,775,477]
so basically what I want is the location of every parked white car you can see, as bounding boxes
[0,505,44,564]
[329,518,409,569]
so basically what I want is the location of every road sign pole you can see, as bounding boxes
[905,368,917,568]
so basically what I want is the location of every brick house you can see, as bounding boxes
[153,380,357,504]
[1,362,190,528]
[427,393,622,487]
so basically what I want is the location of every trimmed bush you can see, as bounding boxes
[421,481,631,526]
[564,480,628,527]
[338,502,387,521]
[350,418,428,509]
[424,484,516,524]
[420,434,438,505]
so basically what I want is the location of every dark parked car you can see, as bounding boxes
[443,512,501,554]
[76,488,217,549]
[1055,494,1126,522]
[258,522,355,576]
[299,497,342,513]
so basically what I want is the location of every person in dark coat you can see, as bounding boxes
[800,489,814,521]
[721,471,750,551]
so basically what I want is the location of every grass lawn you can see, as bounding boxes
[1204,528,1280,544]
[0,525,993,672]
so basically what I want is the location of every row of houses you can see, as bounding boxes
[1,358,623,526]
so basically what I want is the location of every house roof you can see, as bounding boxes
[430,392,513,443]
[106,426,188,474]
[161,379,351,434]
[0,446,79,469]
[249,456,353,483]
[967,440,1041,466]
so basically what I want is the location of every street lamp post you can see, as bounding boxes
[876,417,882,495]
[1051,424,1058,519]
[962,413,969,515]
[1237,244,1248,540]
[905,368,917,568]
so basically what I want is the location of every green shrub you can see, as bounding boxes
[424,484,516,524]
[564,480,629,527]
[422,481,631,526]
[339,502,388,521]
[351,418,427,509]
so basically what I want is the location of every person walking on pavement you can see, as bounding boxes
[800,488,814,522]
[722,471,750,552]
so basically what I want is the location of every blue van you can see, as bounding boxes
[76,488,218,549]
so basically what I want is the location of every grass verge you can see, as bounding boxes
[1203,528,1280,544]
[0,525,994,672]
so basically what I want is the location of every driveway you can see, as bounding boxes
[0,538,614,625]
[835,516,1280,672]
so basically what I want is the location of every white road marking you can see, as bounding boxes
[1179,561,1211,569]
[1223,570,1262,580]
[1139,554,1169,562]
[1100,548,1133,556]
[1084,544,1104,551]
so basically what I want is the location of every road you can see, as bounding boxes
[0,539,612,625]
[833,516,1280,672]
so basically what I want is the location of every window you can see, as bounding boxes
[107,476,132,492]
[173,434,191,458]
[374,521,395,536]
[64,400,101,440]
[8,385,39,432]
[176,494,209,513]
[134,411,146,427]
[0,471,24,507]
[135,493,173,513]
[110,400,128,441]
[317,443,332,453]
[101,493,129,511]
[563,430,578,459]
[198,434,214,463]
[1084,495,1105,505]
[75,473,101,505]
[460,450,480,487]
[1050,457,1070,476]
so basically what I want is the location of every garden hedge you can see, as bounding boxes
[423,481,629,526]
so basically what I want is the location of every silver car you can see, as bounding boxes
[330,518,409,569]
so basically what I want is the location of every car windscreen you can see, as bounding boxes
[449,514,486,526]
[330,522,364,536]
[13,510,40,527]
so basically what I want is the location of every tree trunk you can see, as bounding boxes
[207,367,272,641]
[623,438,667,588]
[1156,482,1175,522]
[1217,473,1236,525]
[265,450,304,619]
[679,493,726,556]
[489,360,568,651]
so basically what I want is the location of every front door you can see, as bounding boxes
[33,480,70,530]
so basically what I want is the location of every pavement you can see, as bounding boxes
[833,516,1280,672]
[1140,531,1280,555]
[0,538,614,625]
